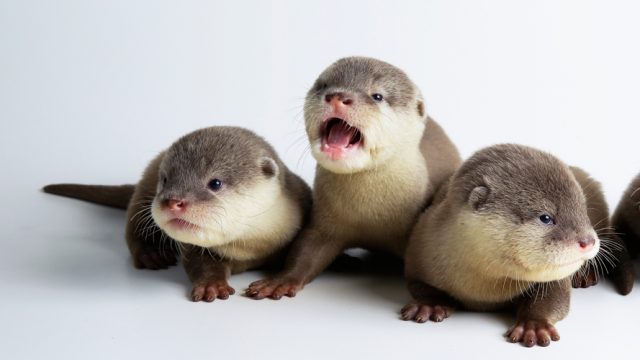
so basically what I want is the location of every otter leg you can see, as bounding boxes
[125,189,178,270]
[245,226,345,300]
[182,245,234,302]
[571,263,598,289]
[400,279,457,323]
[506,279,570,347]
[607,234,635,295]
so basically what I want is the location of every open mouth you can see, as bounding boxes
[320,118,363,152]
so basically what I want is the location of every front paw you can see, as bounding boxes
[191,280,235,302]
[506,320,560,347]
[245,277,304,300]
[132,247,178,270]
[572,265,598,288]
[400,301,454,323]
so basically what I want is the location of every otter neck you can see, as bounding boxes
[440,208,537,307]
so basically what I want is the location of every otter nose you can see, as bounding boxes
[578,236,595,253]
[325,92,353,106]
[164,199,187,212]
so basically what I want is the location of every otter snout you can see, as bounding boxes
[163,198,188,213]
[577,236,596,253]
[325,92,354,107]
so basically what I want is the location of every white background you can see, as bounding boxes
[2,0,639,358]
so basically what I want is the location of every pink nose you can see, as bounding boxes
[578,237,595,252]
[325,93,353,106]
[165,199,187,212]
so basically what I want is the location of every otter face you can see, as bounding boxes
[460,145,601,283]
[495,207,600,282]
[149,128,283,249]
[304,57,426,174]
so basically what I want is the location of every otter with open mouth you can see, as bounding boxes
[44,126,312,302]
[401,144,609,347]
[246,56,461,300]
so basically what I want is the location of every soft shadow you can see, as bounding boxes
[32,200,190,290]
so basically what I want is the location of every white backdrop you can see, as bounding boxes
[1,1,639,359]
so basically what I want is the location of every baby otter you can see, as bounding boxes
[44,126,312,301]
[402,144,600,347]
[246,56,461,299]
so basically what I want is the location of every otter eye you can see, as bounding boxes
[207,179,223,191]
[162,177,167,185]
[372,93,384,102]
[538,214,555,225]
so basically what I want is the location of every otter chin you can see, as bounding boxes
[402,144,606,347]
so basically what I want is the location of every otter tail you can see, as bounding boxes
[42,184,136,210]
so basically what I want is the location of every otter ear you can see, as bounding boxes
[260,157,279,178]
[468,186,490,211]
[417,100,425,118]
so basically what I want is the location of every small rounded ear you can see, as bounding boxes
[260,157,279,178]
[417,100,425,118]
[468,186,490,211]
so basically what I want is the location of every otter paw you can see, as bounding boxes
[400,302,454,323]
[133,249,177,270]
[506,320,560,347]
[191,280,235,302]
[572,268,598,288]
[245,277,303,300]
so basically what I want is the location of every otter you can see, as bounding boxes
[246,56,461,299]
[44,126,312,301]
[401,144,601,347]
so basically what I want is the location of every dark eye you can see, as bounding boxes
[208,179,223,191]
[538,214,555,225]
[162,177,167,185]
[372,93,384,102]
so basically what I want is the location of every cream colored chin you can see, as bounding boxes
[161,225,220,248]
[309,139,373,174]
[521,236,601,282]
[150,177,292,253]
[150,204,228,248]
[516,261,585,282]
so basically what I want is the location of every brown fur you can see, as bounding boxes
[43,184,134,209]
[44,126,312,302]
[402,144,601,347]
[610,173,640,290]
[246,57,461,300]
[613,174,640,257]
[570,167,634,294]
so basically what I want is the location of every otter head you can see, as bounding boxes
[150,127,283,249]
[458,144,600,283]
[304,57,427,174]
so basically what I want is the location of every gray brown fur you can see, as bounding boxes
[44,126,312,302]
[246,56,461,299]
[403,144,601,347]
[612,174,640,257]
[611,173,640,288]
[43,184,135,209]
[570,167,634,294]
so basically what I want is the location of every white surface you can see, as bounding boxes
[2,0,640,358]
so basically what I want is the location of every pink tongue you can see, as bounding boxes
[327,123,354,147]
